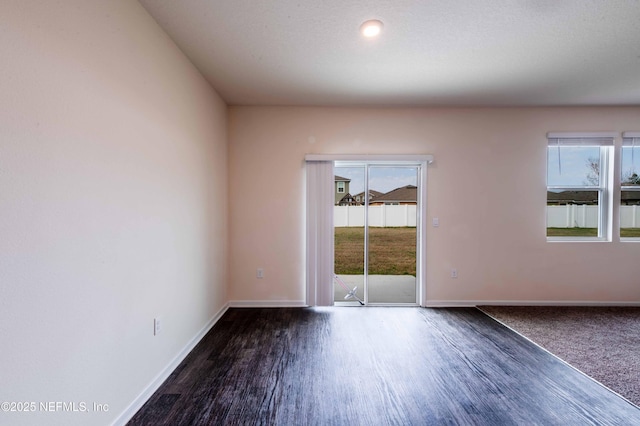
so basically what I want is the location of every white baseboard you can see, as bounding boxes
[425,300,640,308]
[112,302,230,426]
[228,300,308,308]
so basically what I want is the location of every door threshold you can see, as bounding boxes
[333,302,420,307]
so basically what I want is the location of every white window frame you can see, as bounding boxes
[620,132,640,241]
[337,181,345,193]
[546,132,615,242]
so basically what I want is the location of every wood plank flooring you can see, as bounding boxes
[128,308,640,425]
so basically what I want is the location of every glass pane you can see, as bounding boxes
[334,166,365,304]
[620,189,640,238]
[621,146,640,186]
[547,146,601,187]
[367,167,417,303]
[546,190,598,237]
[619,146,640,238]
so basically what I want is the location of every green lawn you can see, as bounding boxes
[547,228,640,237]
[546,228,597,237]
[621,228,640,237]
[336,226,640,275]
[334,227,416,276]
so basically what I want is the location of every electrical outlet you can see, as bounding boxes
[154,317,162,336]
[257,268,264,279]
[451,269,458,279]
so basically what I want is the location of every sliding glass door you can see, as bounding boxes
[367,166,418,303]
[333,165,366,305]
[334,162,420,305]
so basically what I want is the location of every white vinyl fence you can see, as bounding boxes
[336,204,640,228]
[547,205,640,228]
[546,205,598,228]
[620,205,640,228]
[334,205,417,227]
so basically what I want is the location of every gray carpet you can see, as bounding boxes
[479,306,640,407]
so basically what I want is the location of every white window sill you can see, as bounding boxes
[547,237,610,243]
[620,237,640,242]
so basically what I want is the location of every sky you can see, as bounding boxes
[547,146,640,187]
[336,146,640,194]
[335,166,418,195]
[622,146,640,181]
[547,146,600,186]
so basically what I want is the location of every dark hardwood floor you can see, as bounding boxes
[128,308,640,425]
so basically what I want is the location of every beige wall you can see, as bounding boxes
[229,106,640,305]
[0,1,227,424]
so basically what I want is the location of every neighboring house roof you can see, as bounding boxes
[353,190,384,201]
[372,185,417,203]
[548,190,640,205]
[334,175,351,182]
[338,193,357,205]
[547,191,598,204]
[621,190,640,204]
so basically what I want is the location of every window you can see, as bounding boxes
[337,181,345,193]
[546,133,614,241]
[620,132,640,240]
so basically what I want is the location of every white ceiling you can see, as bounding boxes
[139,0,640,107]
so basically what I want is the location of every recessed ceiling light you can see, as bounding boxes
[360,20,383,38]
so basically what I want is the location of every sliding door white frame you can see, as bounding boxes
[305,154,433,307]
